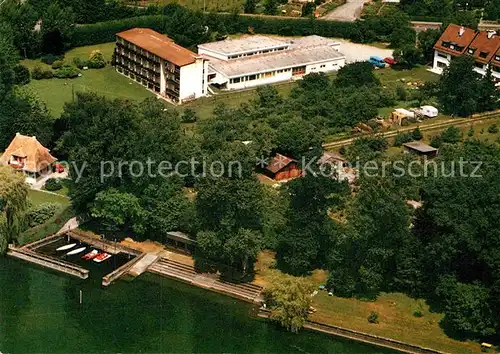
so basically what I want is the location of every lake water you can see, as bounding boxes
[0,257,392,353]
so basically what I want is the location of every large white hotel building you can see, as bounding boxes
[115,29,346,103]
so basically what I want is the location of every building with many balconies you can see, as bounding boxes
[115,28,208,103]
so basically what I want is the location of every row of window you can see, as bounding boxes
[227,64,336,84]
[116,50,160,72]
[441,41,500,62]
[116,56,160,79]
[437,57,500,73]
[117,67,161,93]
[117,42,160,63]
[442,41,464,52]
[228,67,298,84]
[227,46,287,60]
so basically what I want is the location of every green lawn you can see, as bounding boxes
[254,251,481,353]
[28,189,71,207]
[122,0,244,12]
[22,43,156,116]
[310,292,481,354]
[376,65,439,87]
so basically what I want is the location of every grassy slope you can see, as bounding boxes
[27,189,70,207]
[22,43,155,116]
[123,0,245,12]
[254,251,482,354]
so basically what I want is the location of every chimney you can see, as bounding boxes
[16,132,20,136]
[459,26,465,37]
[487,30,495,39]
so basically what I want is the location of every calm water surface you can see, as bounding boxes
[0,258,392,353]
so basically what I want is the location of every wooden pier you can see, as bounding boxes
[68,231,141,256]
[148,257,263,303]
[23,234,63,251]
[7,245,89,279]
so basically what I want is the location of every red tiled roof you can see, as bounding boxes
[117,28,198,67]
[467,31,500,64]
[266,153,297,174]
[433,24,477,57]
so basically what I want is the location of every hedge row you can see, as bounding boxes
[70,14,358,48]
[71,15,166,47]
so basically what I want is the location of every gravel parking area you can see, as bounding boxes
[337,41,394,63]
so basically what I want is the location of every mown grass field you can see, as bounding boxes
[27,190,71,207]
[123,0,244,12]
[254,250,482,354]
[22,43,155,116]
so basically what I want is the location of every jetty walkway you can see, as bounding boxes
[7,245,89,279]
[149,257,263,303]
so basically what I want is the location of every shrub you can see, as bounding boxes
[413,311,424,317]
[32,65,44,80]
[395,86,407,101]
[430,135,443,148]
[51,60,64,69]
[54,64,80,79]
[42,70,54,79]
[181,108,198,123]
[13,64,31,85]
[467,127,475,137]
[41,54,64,65]
[44,178,63,191]
[412,127,423,140]
[368,311,379,324]
[25,203,62,228]
[88,50,106,68]
[487,124,499,134]
[440,126,461,144]
[393,132,413,147]
[32,66,53,80]
[73,57,89,69]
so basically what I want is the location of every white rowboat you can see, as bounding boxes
[66,247,86,256]
[56,243,76,251]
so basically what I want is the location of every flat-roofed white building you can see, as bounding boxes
[198,35,346,90]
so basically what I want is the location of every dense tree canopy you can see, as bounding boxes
[438,56,500,117]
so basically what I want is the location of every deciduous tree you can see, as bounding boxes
[265,274,314,333]
[0,166,28,253]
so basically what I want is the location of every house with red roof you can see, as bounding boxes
[265,153,301,181]
[432,24,500,86]
[432,24,478,74]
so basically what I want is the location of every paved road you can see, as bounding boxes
[321,0,372,21]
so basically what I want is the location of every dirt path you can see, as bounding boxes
[320,0,371,21]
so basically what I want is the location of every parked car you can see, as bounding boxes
[384,57,397,65]
[369,56,386,68]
